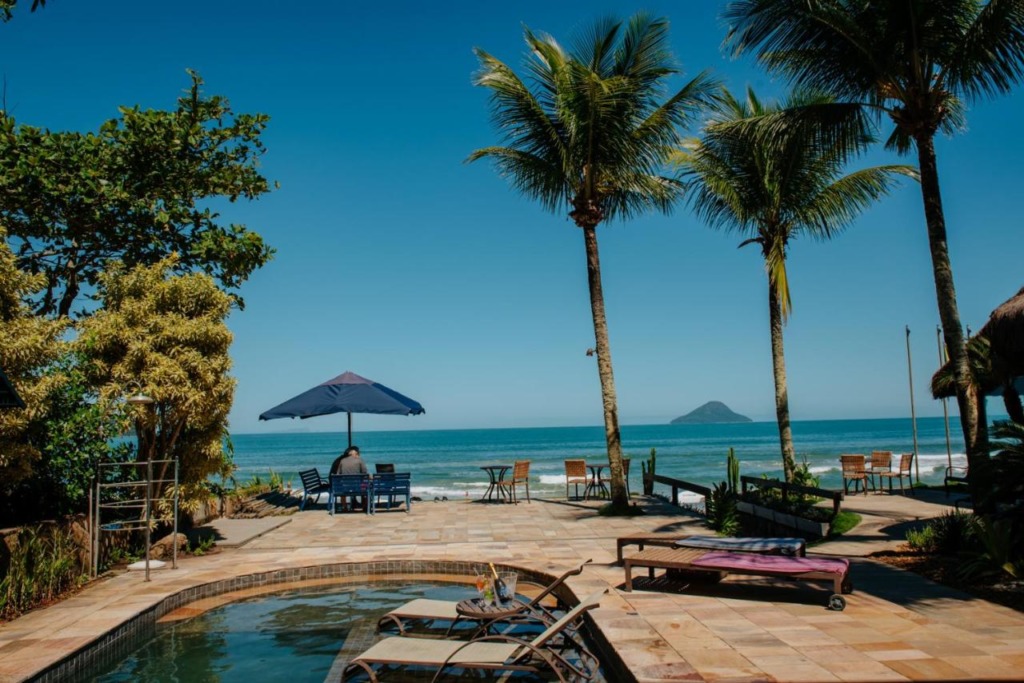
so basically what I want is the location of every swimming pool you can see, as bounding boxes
[75,580,606,682]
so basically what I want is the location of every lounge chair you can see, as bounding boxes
[616,534,806,563]
[499,460,531,504]
[840,454,868,495]
[879,453,914,495]
[298,468,330,510]
[564,459,587,500]
[623,546,851,610]
[376,559,592,636]
[342,589,606,683]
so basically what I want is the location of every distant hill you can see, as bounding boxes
[671,401,751,425]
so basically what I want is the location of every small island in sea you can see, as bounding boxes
[671,401,751,424]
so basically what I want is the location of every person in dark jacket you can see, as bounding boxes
[331,446,368,509]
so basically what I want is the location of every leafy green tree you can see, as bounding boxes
[76,257,236,500]
[0,0,44,22]
[0,228,67,488]
[469,14,719,509]
[675,88,914,481]
[0,71,275,318]
[724,0,1024,500]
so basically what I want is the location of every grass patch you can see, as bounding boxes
[828,511,861,537]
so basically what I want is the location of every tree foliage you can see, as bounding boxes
[0,228,67,486]
[469,14,719,508]
[676,87,914,481]
[0,71,276,318]
[76,257,236,498]
[723,0,1024,502]
[0,0,44,22]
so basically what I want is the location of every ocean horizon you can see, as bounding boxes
[228,416,970,502]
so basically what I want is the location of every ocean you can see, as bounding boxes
[229,417,966,502]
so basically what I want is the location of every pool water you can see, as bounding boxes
[77,581,605,682]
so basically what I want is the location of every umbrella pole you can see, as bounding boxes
[348,412,352,448]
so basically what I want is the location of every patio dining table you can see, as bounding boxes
[480,465,510,502]
[585,463,609,499]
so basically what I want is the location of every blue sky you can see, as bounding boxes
[1,1,1020,433]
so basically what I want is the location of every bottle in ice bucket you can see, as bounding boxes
[489,563,507,604]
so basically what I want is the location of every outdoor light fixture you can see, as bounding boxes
[127,391,154,406]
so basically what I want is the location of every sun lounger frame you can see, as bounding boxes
[616,534,806,563]
[623,547,851,610]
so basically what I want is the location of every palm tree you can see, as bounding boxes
[723,0,1024,501]
[468,14,719,508]
[676,87,915,482]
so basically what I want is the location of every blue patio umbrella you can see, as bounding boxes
[259,371,425,446]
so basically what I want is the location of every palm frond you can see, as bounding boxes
[950,0,1024,99]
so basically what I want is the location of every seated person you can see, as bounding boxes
[332,446,368,510]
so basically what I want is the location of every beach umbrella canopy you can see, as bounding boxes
[259,371,424,446]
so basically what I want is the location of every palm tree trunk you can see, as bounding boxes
[582,226,628,506]
[768,283,797,482]
[914,134,987,500]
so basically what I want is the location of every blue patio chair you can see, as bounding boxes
[372,472,411,513]
[329,473,373,515]
[298,468,330,510]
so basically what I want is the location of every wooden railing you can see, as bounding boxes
[643,473,711,509]
[740,475,843,520]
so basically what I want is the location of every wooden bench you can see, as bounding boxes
[623,547,851,610]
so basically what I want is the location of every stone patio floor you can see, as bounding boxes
[1,489,1022,682]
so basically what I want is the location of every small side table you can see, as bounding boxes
[455,597,527,636]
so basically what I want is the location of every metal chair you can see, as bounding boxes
[599,457,631,497]
[868,451,892,492]
[879,453,914,495]
[564,459,588,500]
[329,473,372,514]
[298,468,330,510]
[500,460,531,504]
[839,454,868,495]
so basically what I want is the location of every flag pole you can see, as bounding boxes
[937,326,953,472]
[905,326,920,483]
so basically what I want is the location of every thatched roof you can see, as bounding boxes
[0,367,24,409]
[980,285,1024,376]
[931,286,1024,399]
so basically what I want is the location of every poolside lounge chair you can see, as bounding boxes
[840,454,868,495]
[376,559,592,636]
[499,460,531,504]
[342,589,606,683]
[623,547,851,610]
[298,468,330,510]
[616,534,806,563]
[879,453,914,495]
[564,459,587,500]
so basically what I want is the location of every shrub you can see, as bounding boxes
[706,481,740,536]
[906,525,936,552]
[930,510,977,555]
[0,524,85,620]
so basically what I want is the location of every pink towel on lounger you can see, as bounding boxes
[690,551,849,575]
